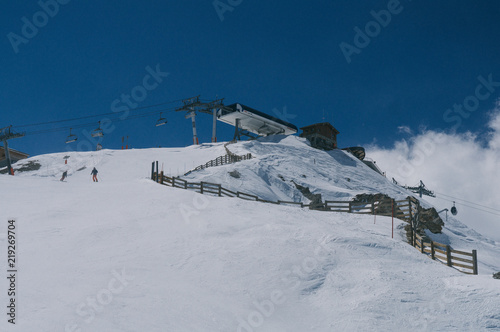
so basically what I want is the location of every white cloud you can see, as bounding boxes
[367,102,500,241]
[397,125,413,135]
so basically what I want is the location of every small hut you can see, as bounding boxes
[299,122,339,150]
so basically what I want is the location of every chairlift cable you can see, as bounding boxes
[11,99,183,129]
[22,110,171,136]
[434,195,500,217]
[434,191,500,213]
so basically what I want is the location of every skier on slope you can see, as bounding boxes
[91,167,98,182]
[60,170,68,182]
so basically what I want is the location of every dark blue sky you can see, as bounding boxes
[2,0,500,156]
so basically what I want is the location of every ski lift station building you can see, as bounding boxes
[217,103,298,137]
[0,146,29,168]
[299,122,339,150]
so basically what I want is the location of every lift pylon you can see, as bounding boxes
[175,96,225,145]
[0,126,26,175]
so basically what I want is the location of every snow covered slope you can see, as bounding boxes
[183,136,414,204]
[1,138,499,331]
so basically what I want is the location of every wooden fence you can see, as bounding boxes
[152,168,419,215]
[153,172,306,206]
[325,199,407,219]
[184,153,252,175]
[413,233,478,275]
[151,164,478,275]
[182,140,252,176]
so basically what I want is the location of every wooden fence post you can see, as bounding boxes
[200,181,204,194]
[408,197,413,223]
[156,161,159,183]
[430,241,435,260]
[348,202,352,213]
[420,238,424,253]
[151,162,155,180]
[160,171,164,184]
[472,250,478,275]
[218,184,222,197]
[172,177,176,188]
[446,245,452,267]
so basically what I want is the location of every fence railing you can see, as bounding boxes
[414,233,478,275]
[151,164,478,275]
[154,172,299,205]
[152,168,419,216]
[324,198,415,221]
[184,153,252,175]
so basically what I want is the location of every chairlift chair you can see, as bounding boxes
[156,112,168,126]
[65,128,78,143]
[91,121,104,138]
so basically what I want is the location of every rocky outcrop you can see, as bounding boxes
[418,206,444,234]
[292,181,324,210]
[0,160,41,174]
[353,193,444,240]
[353,193,395,215]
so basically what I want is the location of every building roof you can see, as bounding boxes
[0,146,29,158]
[300,122,339,134]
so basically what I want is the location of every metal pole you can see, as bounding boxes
[234,119,241,141]
[373,202,376,224]
[3,140,13,175]
[391,199,394,239]
[191,112,198,145]
[212,108,217,143]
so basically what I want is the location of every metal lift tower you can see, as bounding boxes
[405,180,436,198]
[175,96,225,145]
[0,126,26,175]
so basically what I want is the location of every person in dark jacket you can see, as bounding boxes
[91,167,98,182]
[60,170,68,181]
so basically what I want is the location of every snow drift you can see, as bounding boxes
[0,137,499,331]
